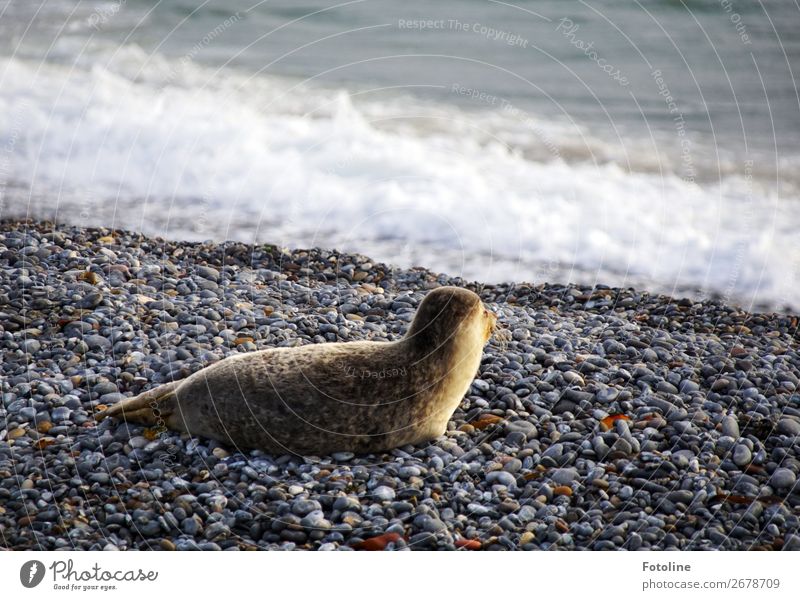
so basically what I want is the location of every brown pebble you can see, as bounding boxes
[8,428,26,440]
[353,532,403,551]
[160,539,176,551]
[553,485,572,497]
[519,531,535,545]
[455,538,481,550]
[78,271,101,285]
[212,447,230,459]
[471,414,503,430]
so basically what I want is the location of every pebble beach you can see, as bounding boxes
[1,220,799,551]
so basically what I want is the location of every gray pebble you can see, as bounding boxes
[778,419,800,437]
[770,468,796,489]
[733,444,752,467]
[721,415,739,438]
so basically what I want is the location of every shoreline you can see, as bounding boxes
[1,219,798,550]
[3,204,792,317]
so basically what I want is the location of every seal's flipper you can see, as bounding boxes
[96,380,179,425]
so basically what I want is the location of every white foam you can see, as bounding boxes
[1,50,798,310]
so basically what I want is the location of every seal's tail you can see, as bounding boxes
[95,380,179,426]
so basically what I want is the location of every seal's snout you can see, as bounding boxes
[482,305,498,342]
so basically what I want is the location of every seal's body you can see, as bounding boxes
[98,286,496,455]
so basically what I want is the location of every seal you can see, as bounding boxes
[97,286,496,455]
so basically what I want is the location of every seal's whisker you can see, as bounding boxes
[491,319,512,352]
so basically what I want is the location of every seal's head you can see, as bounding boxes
[404,286,497,352]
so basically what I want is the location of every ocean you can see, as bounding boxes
[1,0,798,310]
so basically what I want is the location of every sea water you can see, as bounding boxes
[1,0,798,310]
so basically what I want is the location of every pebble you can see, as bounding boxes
[770,468,796,489]
[291,499,322,516]
[733,444,752,467]
[486,471,517,487]
[551,468,578,485]
[667,490,694,505]
[778,419,800,437]
[506,420,536,438]
[21,339,41,354]
[372,486,396,502]
[720,415,739,439]
[596,387,618,402]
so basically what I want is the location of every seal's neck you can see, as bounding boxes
[400,329,460,366]
[402,324,482,389]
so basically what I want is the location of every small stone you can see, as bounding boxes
[667,490,694,504]
[212,447,229,459]
[596,387,618,402]
[424,518,447,533]
[506,420,537,438]
[517,505,537,523]
[770,468,796,489]
[562,371,585,386]
[333,496,360,511]
[471,379,491,393]
[711,378,731,392]
[129,436,149,449]
[486,471,517,487]
[657,381,679,394]
[551,468,578,485]
[721,415,739,438]
[84,335,111,351]
[8,428,27,440]
[291,499,322,515]
[160,539,176,551]
[204,522,230,540]
[196,266,220,281]
[733,444,752,467]
[519,531,535,545]
[181,517,201,536]
[51,407,71,421]
[777,419,800,437]
[20,339,41,354]
[79,292,103,309]
[372,486,396,502]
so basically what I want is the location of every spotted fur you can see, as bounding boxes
[97,286,496,455]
